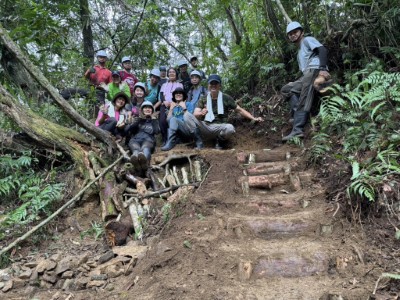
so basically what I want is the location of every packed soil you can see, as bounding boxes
[1,122,399,300]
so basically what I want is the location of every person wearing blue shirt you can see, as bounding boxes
[161,87,203,151]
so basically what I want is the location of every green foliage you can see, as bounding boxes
[80,221,104,241]
[314,66,400,202]
[0,152,64,238]
[161,203,171,223]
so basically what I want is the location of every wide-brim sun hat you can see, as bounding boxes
[112,92,130,105]
[172,87,188,102]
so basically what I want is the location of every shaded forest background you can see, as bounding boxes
[0,0,400,262]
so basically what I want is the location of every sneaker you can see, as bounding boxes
[137,152,148,170]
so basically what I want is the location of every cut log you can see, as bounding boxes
[244,161,299,176]
[99,171,121,221]
[239,174,287,189]
[181,167,189,184]
[129,203,143,240]
[167,186,195,203]
[105,220,131,246]
[236,152,248,164]
[193,160,202,182]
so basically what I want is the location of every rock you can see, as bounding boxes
[29,269,39,281]
[12,278,26,289]
[0,272,11,282]
[55,257,74,275]
[36,259,57,274]
[62,278,74,291]
[54,279,65,289]
[98,251,115,265]
[87,280,106,288]
[50,253,62,262]
[105,265,124,278]
[42,272,57,284]
[105,284,114,291]
[86,260,97,268]
[40,280,53,289]
[75,277,89,290]
[0,282,4,289]
[24,262,38,268]
[81,264,91,271]
[77,252,90,266]
[2,280,13,292]
[91,274,108,281]
[156,241,173,255]
[61,271,74,279]
[238,261,253,281]
[19,269,33,280]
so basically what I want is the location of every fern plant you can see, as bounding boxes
[312,67,400,203]
[0,152,64,239]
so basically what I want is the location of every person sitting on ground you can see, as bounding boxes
[84,50,112,106]
[161,87,203,151]
[119,56,139,101]
[159,66,168,86]
[280,21,331,142]
[127,101,160,172]
[159,67,183,145]
[145,69,161,110]
[95,92,129,141]
[187,70,207,109]
[104,71,131,102]
[177,60,191,93]
[192,74,263,149]
[189,56,206,79]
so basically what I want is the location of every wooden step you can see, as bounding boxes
[243,161,300,176]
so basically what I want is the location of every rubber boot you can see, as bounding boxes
[161,129,177,151]
[193,128,204,150]
[282,111,309,142]
[289,94,300,123]
[130,150,139,167]
[137,152,148,171]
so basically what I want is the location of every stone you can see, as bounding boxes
[77,252,90,266]
[55,257,74,275]
[40,280,53,289]
[87,280,105,288]
[12,278,26,289]
[29,269,39,281]
[62,278,74,291]
[2,280,12,292]
[19,269,33,280]
[238,261,253,281]
[54,279,65,289]
[91,274,108,281]
[81,264,91,271]
[0,282,4,289]
[86,260,97,268]
[98,251,115,265]
[74,277,89,290]
[61,271,74,279]
[36,259,57,274]
[24,262,38,268]
[0,273,11,282]
[50,253,62,262]
[42,272,57,284]
[105,265,124,278]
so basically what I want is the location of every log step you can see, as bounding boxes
[237,149,293,164]
[243,161,299,176]
[226,209,332,239]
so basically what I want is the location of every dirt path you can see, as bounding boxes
[2,145,377,300]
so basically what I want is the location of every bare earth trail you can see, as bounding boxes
[2,144,377,300]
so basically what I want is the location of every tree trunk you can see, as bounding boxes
[0,85,91,177]
[79,0,94,69]
[224,5,242,45]
[0,24,114,150]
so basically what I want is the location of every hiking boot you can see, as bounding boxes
[137,152,148,171]
[130,150,139,166]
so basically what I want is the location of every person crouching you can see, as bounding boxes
[161,87,203,151]
[126,101,160,171]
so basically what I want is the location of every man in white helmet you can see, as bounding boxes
[119,56,139,101]
[84,50,112,105]
[280,21,331,141]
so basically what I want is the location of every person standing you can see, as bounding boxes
[105,71,131,102]
[145,69,161,110]
[159,66,168,86]
[84,50,112,105]
[158,67,183,145]
[119,56,139,101]
[192,74,263,149]
[177,60,191,93]
[189,56,206,79]
[280,21,331,141]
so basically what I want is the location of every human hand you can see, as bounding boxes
[253,116,264,122]
[319,70,330,79]
[100,104,109,114]
[116,121,125,128]
[201,108,208,116]
[179,102,187,110]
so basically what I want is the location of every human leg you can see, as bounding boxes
[161,117,179,151]
[159,105,168,145]
[99,118,117,134]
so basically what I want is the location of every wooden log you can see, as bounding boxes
[105,220,131,246]
[193,160,202,182]
[99,172,119,221]
[237,152,248,164]
[129,203,143,240]
[244,161,299,176]
[165,174,177,187]
[181,167,189,184]
[88,151,102,175]
[239,174,287,189]
[172,166,182,185]
[290,173,302,191]
[167,186,195,203]
[147,169,160,191]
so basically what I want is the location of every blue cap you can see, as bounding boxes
[112,71,120,77]
[208,74,221,84]
[159,66,167,71]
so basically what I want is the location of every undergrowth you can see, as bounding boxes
[309,62,400,223]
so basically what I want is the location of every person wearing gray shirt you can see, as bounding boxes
[280,21,331,141]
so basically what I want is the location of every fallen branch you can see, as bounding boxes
[123,183,199,207]
[116,142,130,161]
[152,153,197,169]
[0,156,124,257]
[198,166,212,190]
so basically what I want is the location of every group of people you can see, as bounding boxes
[85,20,330,169]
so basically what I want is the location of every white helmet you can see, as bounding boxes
[121,56,131,63]
[150,69,161,78]
[96,50,107,57]
[190,70,202,77]
[141,101,154,112]
[286,21,303,34]
[177,59,188,67]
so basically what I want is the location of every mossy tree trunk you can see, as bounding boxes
[0,85,91,177]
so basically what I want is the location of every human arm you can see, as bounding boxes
[235,105,264,122]
[166,102,177,121]
[95,104,109,126]
[315,46,331,79]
